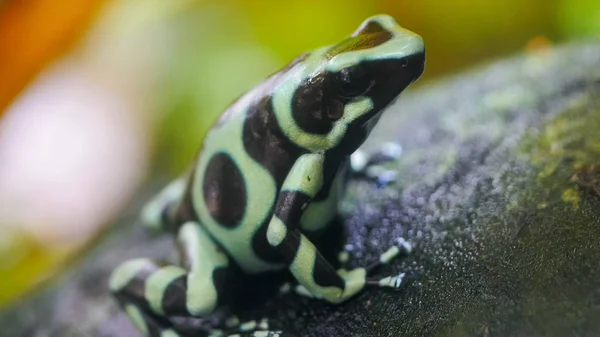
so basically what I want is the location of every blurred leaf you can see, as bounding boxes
[557,0,600,38]
[0,228,72,308]
[232,0,379,61]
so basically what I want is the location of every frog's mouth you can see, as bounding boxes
[346,97,384,133]
[334,111,381,155]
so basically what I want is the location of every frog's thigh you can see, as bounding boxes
[109,221,232,336]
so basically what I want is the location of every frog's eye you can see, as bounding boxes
[335,66,373,98]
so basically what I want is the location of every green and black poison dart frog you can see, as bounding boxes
[109,14,425,337]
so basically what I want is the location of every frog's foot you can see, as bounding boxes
[212,332,285,337]
[110,258,181,336]
[109,221,234,337]
[366,272,406,288]
[111,297,181,336]
[209,317,284,337]
[349,142,403,186]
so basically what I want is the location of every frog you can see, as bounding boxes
[109,14,425,337]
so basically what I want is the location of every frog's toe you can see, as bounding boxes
[395,237,413,254]
[376,272,406,288]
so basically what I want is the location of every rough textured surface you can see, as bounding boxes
[2,41,600,337]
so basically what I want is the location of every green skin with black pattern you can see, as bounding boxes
[109,14,425,337]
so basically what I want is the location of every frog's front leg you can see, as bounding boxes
[109,221,232,337]
[337,237,412,274]
[266,154,404,304]
[349,142,404,186]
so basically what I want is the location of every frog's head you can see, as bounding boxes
[273,14,425,153]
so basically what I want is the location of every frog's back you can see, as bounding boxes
[183,77,307,274]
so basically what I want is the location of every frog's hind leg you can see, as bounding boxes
[109,221,233,336]
[140,174,189,233]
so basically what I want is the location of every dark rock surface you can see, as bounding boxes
[2,42,600,337]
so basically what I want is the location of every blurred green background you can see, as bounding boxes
[0,0,599,308]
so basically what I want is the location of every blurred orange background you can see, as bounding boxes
[0,0,598,307]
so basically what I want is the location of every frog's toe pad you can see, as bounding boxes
[378,272,405,288]
[395,237,413,254]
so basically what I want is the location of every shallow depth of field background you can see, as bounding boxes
[0,0,599,307]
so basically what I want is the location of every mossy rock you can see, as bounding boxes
[2,42,600,337]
